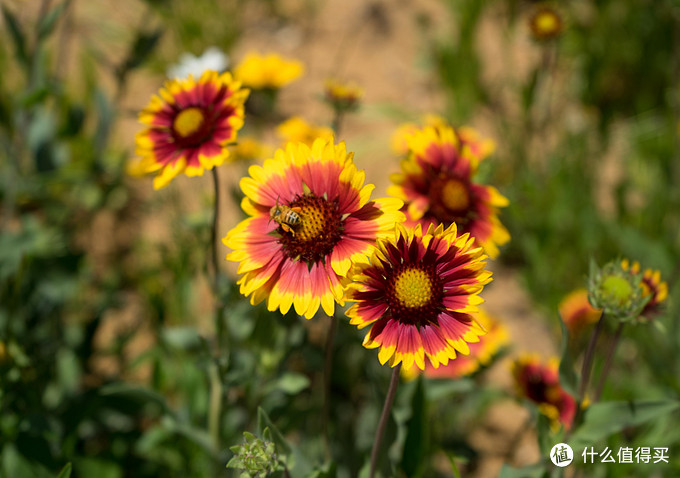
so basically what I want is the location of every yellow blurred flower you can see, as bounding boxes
[324,78,364,112]
[229,137,273,163]
[276,117,334,147]
[559,289,601,335]
[528,4,564,42]
[234,52,304,90]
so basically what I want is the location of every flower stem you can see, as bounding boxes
[370,364,402,478]
[593,322,624,402]
[322,313,338,460]
[578,312,606,402]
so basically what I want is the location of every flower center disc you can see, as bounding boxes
[277,194,343,264]
[394,268,433,308]
[441,179,470,211]
[536,13,559,34]
[172,107,213,147]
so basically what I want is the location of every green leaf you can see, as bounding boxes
[400,376,427,477]
[570,399,680,449]
[38,1,69,41]
[557,315,577,398]
[1,6,28,66]
[56,463,72,478]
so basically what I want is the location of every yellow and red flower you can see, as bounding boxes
[346,223,492,371]
[388,125,510,258]
[559,289,602,335]
[224,139,404,319]
[621,259,668,319]
[403,308,509,379]
[132,71,249,189]
[512,355,576,430]
[234,52,304,90]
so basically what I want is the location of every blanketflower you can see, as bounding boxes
[234,52,304,90]
[276,117,334,147]
[621,259,668,319]
[511,355,576,430]
[131,71,249,189]
[346,223,492,371]
[559,289,602,335]
[403,308,509,379]
[388,124,510,258]
[224,139,404,319]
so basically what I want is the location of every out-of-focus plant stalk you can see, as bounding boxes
[578,312,606,402]
[593,322,625,402]
[369,364,401,478]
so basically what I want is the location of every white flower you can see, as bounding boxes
[167,47,230,79]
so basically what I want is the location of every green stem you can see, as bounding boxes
[369,364,402,478]
[593,322,624,402]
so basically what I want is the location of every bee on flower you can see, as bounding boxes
[224,139,404,319]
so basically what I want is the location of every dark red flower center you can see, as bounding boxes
[171,106,216,148]
[385,263,443,325]
[276,194,344,264]
[428,176,474,226]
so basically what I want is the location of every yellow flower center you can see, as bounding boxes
[536,12,559,34]
[441,179,470,211]
[296,204,326,242]
[173,107,205,138]
[394,268,432,308]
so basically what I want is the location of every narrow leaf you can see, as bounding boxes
[38,1,69,41]
[56,463,72,478]
[2,5,28,65]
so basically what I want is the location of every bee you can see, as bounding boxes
[269,201,303,234]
